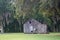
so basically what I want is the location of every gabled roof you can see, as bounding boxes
[24,18,41,26]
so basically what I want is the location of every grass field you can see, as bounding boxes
[0,33,60,40]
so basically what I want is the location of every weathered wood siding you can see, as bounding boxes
[23,19,48,34]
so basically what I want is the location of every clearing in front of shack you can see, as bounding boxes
[0,33,60,40]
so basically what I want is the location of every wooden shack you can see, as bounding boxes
[23,19,48,34]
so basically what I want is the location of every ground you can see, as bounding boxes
[0,33,60,40]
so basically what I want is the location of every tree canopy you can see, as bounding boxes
[0,0,60,32]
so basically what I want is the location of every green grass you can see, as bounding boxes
[0,33,60,40]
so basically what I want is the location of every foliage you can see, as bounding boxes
[0,0,60,32]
